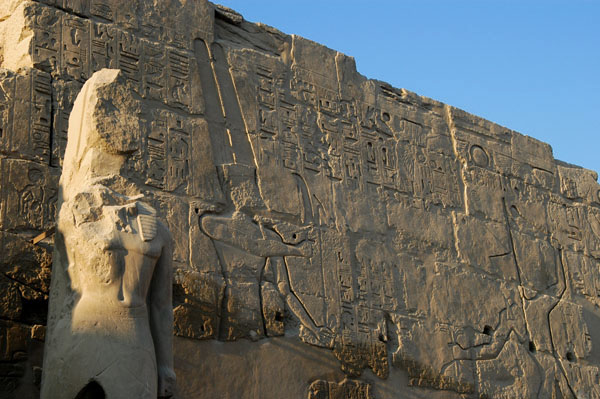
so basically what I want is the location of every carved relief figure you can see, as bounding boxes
[41,69,175,399]
[201,209,310,337]
[199,163,333,343]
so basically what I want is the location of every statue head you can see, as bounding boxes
[60,69,143,202]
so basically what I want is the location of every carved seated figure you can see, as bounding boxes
[41,69,175,399]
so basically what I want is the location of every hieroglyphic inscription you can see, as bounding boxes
[145,110,191,193]
[52,79,83,166]
[116,30,141,88]
[0,69,52,163]
[167,49,192,111]
[0,159,58,231]
[563,251,600,306]
[24,2,203,167]
[253,64,462,207]
[33,0,211,48]
[62,14,90,81]
[308,378,373,399]
[28,2,198,110]
[89,0,114,21]
[90,22,117,71]
[142,39,167,101]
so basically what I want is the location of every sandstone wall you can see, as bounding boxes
[1,1,600,398]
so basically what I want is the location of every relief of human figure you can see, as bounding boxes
[200,165,333,345]
[41,69,175,399]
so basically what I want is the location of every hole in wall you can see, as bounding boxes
[172,283,186,307]
[566,352,575,362]
[529,341,536,353]
[74,381,105,399]
[510,205,520,218]
[275,311,283,322]
[482,325,492,335]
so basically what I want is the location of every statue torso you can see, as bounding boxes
[67,200,165,312]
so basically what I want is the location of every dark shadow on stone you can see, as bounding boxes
[74,381,105,399]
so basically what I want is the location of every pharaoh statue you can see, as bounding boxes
[41,69,175,399]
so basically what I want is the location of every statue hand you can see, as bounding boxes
[158,365,176,398]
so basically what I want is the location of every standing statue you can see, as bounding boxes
[41,69,175,399]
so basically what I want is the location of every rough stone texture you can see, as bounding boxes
[0,1,599,398]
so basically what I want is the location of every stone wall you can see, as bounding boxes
[1,1,600,398]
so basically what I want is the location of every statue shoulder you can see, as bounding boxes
[135,202,172,246]
[62,187,107,227]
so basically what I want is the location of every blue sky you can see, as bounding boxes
[216,1,600,175]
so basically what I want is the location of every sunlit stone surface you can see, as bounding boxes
[1,1,599,398]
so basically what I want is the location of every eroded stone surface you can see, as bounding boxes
[0,1,599,398]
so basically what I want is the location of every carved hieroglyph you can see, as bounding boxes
[40,69,175,399]
[1,1,600,398]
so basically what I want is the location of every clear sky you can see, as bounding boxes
[216,0,600,176]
